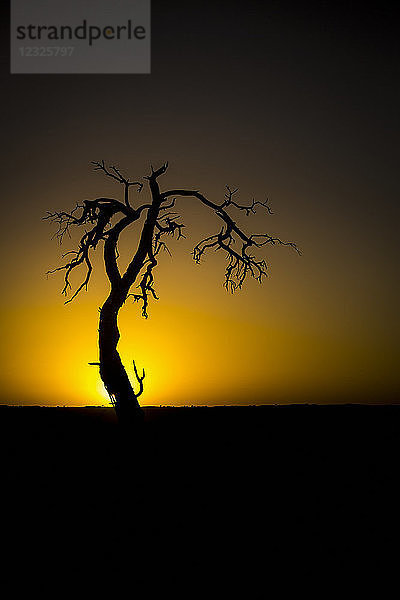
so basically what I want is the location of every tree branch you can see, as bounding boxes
[92,160,143,209]
[132,360,145,398]
[220,186,273,215]
[47,162,299,319]
[160,187,300,293]
[45,197,136,301]
[128,243,159,318]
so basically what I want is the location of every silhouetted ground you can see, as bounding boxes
[1,404,399,593]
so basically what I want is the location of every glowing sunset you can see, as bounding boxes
[3,0,399,412]
[0,148,397,408]
[2,1,399,594]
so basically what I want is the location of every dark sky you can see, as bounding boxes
[0,1,399,405]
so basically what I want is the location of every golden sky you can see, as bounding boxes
[0,2,398,406]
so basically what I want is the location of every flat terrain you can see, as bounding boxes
[1,404,399,592]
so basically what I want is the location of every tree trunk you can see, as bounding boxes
[98,293,143,426]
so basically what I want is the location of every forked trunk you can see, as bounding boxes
[98,294,143,425]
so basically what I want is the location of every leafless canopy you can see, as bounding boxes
[45,161,300,316]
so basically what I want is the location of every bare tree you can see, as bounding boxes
[45,162,299,424]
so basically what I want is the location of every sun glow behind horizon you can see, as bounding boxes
[1,2,399,408]
[0,149,398,409]
[1,255,397,407]
[0,178,398,408]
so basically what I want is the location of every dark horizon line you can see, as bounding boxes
[1,402,399,409]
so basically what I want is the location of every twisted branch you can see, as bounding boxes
[160,186,300,294]
[92,160,143,208]
[132,360,145,398]
[45,198,131,302]
[221,186,273,216]
[47,161,299,313]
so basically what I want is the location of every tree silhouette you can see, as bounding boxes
[46,162,299,424]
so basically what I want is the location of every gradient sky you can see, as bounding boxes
[0,1,399,406]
